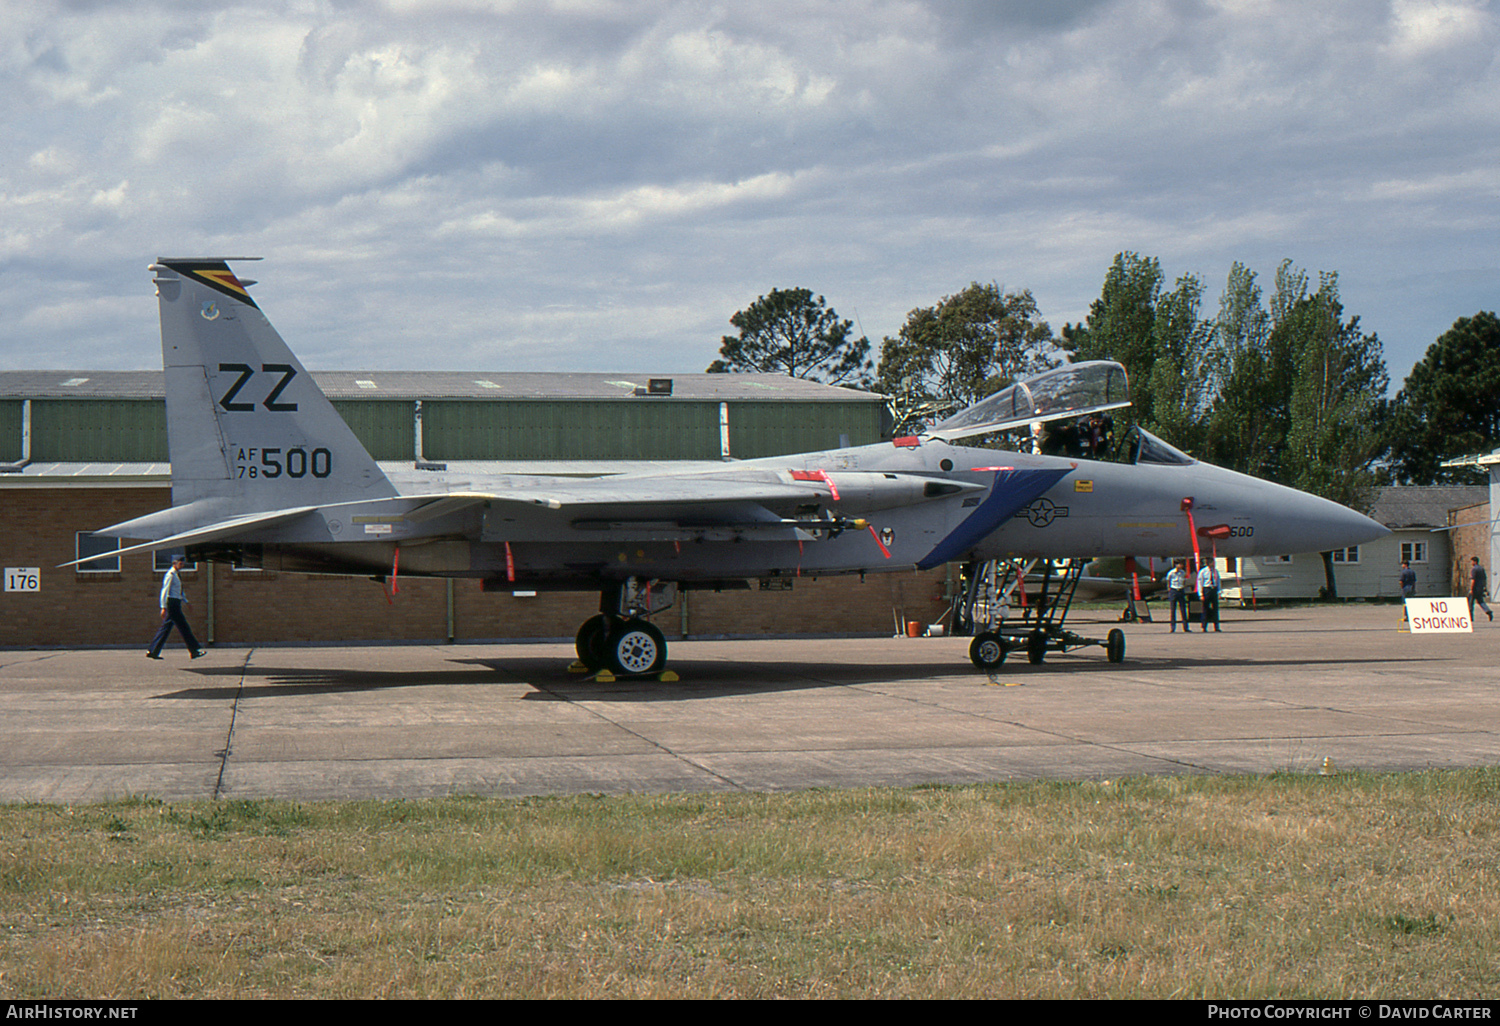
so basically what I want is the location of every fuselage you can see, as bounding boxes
[224,435,1389,587]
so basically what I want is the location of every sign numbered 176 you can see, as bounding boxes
[4,567,40,592]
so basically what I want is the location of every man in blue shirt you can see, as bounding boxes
[1166,559,1190,633]
[1197,561,1222,633]
[147,555,205,660]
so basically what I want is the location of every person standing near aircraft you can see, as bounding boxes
[1198,560,1222,633]
[147,555,205,660]
[1167,559,1190,633]
[1400,560,1417,598]
[1470,556,1493,623]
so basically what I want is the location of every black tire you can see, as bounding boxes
[969,632,1006,670]
[1106,628,1126,664]
[575,614,610,672]
[1027,630,1047,665]
[604,619,667,677]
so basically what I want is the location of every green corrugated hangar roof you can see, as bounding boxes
[1,370,888,466]
[0,370,876,401]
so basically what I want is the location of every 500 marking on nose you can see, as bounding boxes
[234,446,332,479]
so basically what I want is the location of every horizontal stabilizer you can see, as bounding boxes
[59,507,317,568]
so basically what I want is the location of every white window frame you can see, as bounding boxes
[1400,541,1428,564]
[1331,546,1360,564]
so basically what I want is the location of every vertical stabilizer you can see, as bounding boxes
[152,259,397,512]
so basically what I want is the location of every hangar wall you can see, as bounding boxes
[1,372,887,465]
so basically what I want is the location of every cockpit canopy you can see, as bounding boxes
[1126,426,1195,466]
[924,360,1131,442]
[920,361,1198,466]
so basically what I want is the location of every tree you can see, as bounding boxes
[1073,256,1389,597]
[707,288,872,388]
[1384,312,1500,485]
[1063,253,1216,451]
[1279,271,1388,515]
[1208,263,1388,598]
[875,282,1058,428]
[1200,262,1296,481]
[1202,261,1388,508]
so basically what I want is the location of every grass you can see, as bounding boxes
[3,771,1500,998]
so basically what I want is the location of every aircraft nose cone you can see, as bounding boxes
[1262,486,1389,555]
[1191,462,1390,557]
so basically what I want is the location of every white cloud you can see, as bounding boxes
[0,0,1495,385]
[1387,0,1493,57]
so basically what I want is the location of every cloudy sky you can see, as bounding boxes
[3,0,1496,390]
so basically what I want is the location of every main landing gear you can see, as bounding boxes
[575,613,667,676]
[957,557,1127,672]
[573,578,674,678]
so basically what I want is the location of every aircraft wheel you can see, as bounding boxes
[969,632,1007,670]
[1106,628,1126,664]
[604,619,667,677]
[1026,630,1047,665]
[575,614,610,672]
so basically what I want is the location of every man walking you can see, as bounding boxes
[1400,560,1417,622]
[147,555,205,659]
[1470,556,1493,623]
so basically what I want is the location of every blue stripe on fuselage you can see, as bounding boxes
[915,467,1071,570]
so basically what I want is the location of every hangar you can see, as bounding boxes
[1,370,953,649]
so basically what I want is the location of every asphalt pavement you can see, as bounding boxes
[3,604,1498,803]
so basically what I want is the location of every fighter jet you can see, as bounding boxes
[68,258,1389,676]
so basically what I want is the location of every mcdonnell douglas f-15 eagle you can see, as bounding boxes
[68,259,1388,676]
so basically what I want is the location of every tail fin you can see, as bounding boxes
[152,258,397,512]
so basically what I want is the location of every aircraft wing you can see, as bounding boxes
[62,468,993,566]
[411,469,987,536]
[464,476,838,512]
[1069,576,1169,601]
[1222,573,1290,587]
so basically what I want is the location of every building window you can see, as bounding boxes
[1264,554,1293,564]
[152,551,197,573]
[1400,541,1428,564]
[1331,546,1360,564]
[75,533,120,573]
